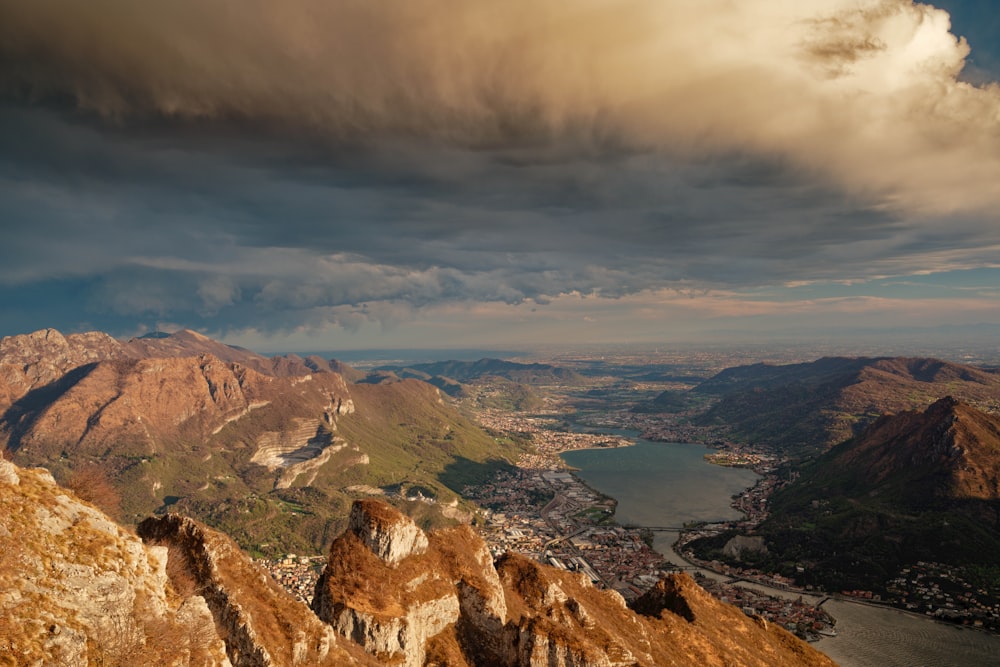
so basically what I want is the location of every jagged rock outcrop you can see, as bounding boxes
[0,457,375,666]
[0,458,231,666]
[138,513,373,666]
[314,500,837,667]
[348,498,430,565]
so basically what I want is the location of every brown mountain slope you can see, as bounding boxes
[0,329,521,556]
[313,499,837,667]
[691,356,1000,454]
[0,328,342,416]
[3,354,356,520]
[805,397,1000,504]
[736,399,1000,593]
[0,328,127,414]
[3,354,351,457]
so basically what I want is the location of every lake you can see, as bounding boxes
[560,439,1000,667]
[561,439,758,528]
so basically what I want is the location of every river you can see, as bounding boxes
[561,439,1000,667]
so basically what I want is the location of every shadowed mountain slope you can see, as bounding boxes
[746,398,1000,592]
[687,356,1000,454]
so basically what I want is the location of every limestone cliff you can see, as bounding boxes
[138,513,373,667]
[1,457,375,666]
[0,457,231,666]
[314,499,838,667]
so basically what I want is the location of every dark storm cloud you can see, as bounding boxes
[0,101,919,335]
[1,1,999,339]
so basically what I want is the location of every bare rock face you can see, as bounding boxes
[0,460,231,666]
[3,466,835,667]
[314,500,837,667]
[313,501,460,666]
[630,574,697,622]
[348,498,429,566]
[0,328,126,414]
[721,534,769,562]
[138,513,373,667]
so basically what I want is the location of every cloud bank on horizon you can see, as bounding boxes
[1,0,998,349]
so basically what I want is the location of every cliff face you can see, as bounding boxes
[0,457,231,666]
[138,513,373,667]
[314,500,838,667]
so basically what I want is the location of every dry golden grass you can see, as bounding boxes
[65,463,122,521]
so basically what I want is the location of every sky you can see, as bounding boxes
[1,0,999,353]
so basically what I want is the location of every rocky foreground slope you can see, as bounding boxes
[1,458,836,666]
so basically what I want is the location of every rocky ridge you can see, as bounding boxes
[2,460,835,666]
[314,499,837,667]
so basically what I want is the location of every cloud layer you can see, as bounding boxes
[1,1,998,345]
[5,0,999,211]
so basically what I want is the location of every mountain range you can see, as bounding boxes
[0,328,522,556]
[682,356,1000,455]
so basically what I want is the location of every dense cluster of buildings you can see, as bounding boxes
[886,562,1000,630]
[258,554,325,605]
[697,575,836,641]
[477,408,632,455]
[464,465,668,601]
